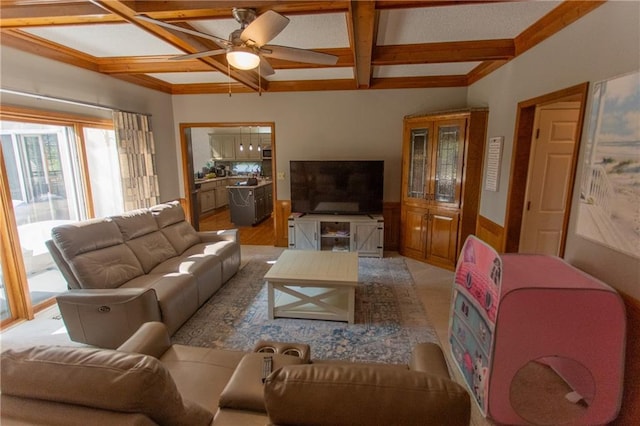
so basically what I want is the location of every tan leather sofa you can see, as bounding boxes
[46,201,240,349]
[1,322,471,426]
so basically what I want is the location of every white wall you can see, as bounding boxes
[171,87,468,201]
[0,46,180,201]
[467,1,640,298]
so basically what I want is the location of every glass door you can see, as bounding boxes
[407,127,430,199]
[433,120,465,206]
[1,121,86,307]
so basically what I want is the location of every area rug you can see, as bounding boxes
[172,255,439,364]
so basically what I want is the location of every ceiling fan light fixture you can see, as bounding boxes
[227,47,260,70]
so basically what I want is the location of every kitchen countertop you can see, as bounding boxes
[195,176,245,184]
[226,180,273,189]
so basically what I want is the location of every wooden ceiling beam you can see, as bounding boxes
[515,0,606,56]
[374,39,514,65]
[466,60,509,85]
[97,56,214,74]
[0,29,100,72]
[0,3,119,28]
[371,75,467,89]
[349,1,376,89]
[375,1,512,10]
[132,1,350,20]
[111,74,174,94]
[90,0,265,92]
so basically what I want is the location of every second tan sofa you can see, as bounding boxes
[47,201,240,348]
[1,322,471,426]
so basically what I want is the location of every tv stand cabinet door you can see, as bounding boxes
[352,221,383,258]
[291,220,319,250]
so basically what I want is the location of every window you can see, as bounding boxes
[0,106,120,324]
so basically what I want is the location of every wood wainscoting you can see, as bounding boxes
[382,202,400,251]
[274,201,400,251]
[476,215,505,252]
[274,200,291,247]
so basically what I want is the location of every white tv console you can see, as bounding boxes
[288,213,384,258]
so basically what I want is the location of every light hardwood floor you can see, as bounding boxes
[199,207,275,246]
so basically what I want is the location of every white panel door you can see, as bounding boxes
[520,106,580,255]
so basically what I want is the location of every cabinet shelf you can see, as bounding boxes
[289,214,384,258]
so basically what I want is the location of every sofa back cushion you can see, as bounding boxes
[52,219,144,289]
[1,346,213,426]
[112,209,177,273]
[151,202,200,254]
[264,364,471,426]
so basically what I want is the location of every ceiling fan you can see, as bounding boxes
[137,8,338,76]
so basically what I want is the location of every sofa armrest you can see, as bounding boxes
[117,321,171,359]
[409,342,451,379]
[56,288,161,349]
[198,229,239,243]
[45,239,81,289]
[264,364,471,426]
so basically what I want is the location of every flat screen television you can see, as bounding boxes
[290,160,384,215]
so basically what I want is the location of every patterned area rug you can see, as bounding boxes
[172,255,439,364]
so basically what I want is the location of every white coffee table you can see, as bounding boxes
[265,250,359,323]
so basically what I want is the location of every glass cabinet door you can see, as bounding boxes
[407,128,430,199]
[433,120,465,204]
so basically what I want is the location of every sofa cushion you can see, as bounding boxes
[1,346,213,426]
[219,353,306,413]
[150,202,201,254]
[126,232,178,273]
[112,209,159,240]
[151,201,185,228]
[162,221,201,255]
[51,219,123,261]
[264,364,471,426]
[70,244,144,289]
[112,209,178,272]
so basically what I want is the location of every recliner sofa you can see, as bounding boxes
[1,322,471,426]
[46,201,240,348]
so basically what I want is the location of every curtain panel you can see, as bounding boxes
[113,111,160,210]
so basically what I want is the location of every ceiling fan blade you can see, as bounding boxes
[241,10,289,47]
[169,49,227,61]
[261,45,338,66]
[258,58,275,76]
[136,14,229,49]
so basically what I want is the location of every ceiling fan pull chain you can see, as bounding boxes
[228,62,232,97]
[259,64,262,96]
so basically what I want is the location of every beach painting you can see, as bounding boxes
[577,70,640,258]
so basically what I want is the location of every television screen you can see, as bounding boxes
[290,160,384,215]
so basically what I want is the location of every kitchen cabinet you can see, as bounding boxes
[400,109,487,269]
[209,135,235,160]
[214,184,228,207]
[288,214,384,258]
[199,183,217,214]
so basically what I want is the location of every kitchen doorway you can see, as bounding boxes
[179,122,277,246]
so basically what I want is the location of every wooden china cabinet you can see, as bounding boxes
[400,109,488,269]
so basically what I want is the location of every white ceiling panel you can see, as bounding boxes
[377,2,560,45]
[191,13,349,49]
[373,62,482,78]
[267,68,353,81]
[23,24,184,57]
[147,71,227,84]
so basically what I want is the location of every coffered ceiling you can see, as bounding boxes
[0,1,603,94]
